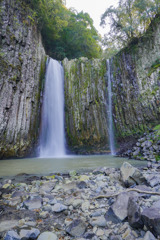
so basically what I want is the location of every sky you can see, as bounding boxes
[66,0,119,37]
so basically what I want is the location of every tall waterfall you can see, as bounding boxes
[107,59,115,155]
[39,58,66,157]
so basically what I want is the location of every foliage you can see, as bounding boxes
[24,0,101,60]
[101,0,160,56]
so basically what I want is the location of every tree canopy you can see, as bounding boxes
[25,0,102,60]
[101,0,160,58]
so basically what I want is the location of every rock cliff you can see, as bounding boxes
[63,58,109,153]
[112,15,160,144]
[0,0,46,158]
[63,16,160,153]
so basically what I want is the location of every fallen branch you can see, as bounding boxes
[94,188,160,199]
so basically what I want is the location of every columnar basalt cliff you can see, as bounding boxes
[63,58,109,153]
[63,16,160,153]
[0,0,46,158]
[112,15,160,143]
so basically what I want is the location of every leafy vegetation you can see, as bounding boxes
[24,0,102,60]
[101,0,160,58]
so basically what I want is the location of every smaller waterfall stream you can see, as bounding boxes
[39,58,66,157]
[107,59,115,155]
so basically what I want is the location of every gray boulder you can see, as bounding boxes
[90,216,107,227]
[141,207,160,237]
[37,232,57,240]
[106,192,138,222]
[120,162,146,187]
[23,196,42,210]
[66,219,87,237]
[128,197,143,228]
[4,231,20,240]
[143,231,156,240]
[19,228,40,239]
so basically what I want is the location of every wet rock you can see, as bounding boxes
[128,197,143,228]
[52,203,67,212]
[141,207,160,237]
[23,196,42,210]
[66,219,87,237]
[19,228,40,239]
[90,216,107,227]
[4,231,20,240]
[120,162,146,187]
[143,231,156,240]
[37,232,58,240]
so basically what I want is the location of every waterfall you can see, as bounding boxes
[39,58,66,157]
[107,59,115,155]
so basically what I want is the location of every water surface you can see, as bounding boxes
[0,155,147,178]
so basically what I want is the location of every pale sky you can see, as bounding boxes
[66,0,119,37]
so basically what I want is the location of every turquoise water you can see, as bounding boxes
[0,155,147,178]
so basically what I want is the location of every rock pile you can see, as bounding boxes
[0,162,160,239]
[121,126,160,162]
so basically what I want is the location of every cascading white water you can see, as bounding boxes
[107,59,115,155]
[39,58,66,157]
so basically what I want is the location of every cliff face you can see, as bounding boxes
[63,16,160,152]
[0,0,46,158]
[112,15,160,142]
[63,58,109,153]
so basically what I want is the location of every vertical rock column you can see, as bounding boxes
[0,0,46,158]
[63,58,109,153]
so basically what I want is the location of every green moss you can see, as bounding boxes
[148,59,160,77]
[155,155,160,162]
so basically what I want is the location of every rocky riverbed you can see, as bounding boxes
[0,162,160,240]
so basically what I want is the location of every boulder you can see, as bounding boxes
[106,192,138,222]
[120,162,146,187]
[90,216,107,227]
[66,219,87,237]
[0,220,19,233]
[105,207,121,224]
[143,231,156,240]
[23,196,42,210]
[40,181,56,193]
[37,232,57,240]
[141,207,160,237]
[19,228,40,239]
[128,197,143,228]
[4,231,20,240]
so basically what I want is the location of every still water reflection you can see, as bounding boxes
[0,155,147,178]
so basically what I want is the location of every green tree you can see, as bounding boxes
[25,0,102,60]
[101,0,160,53]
